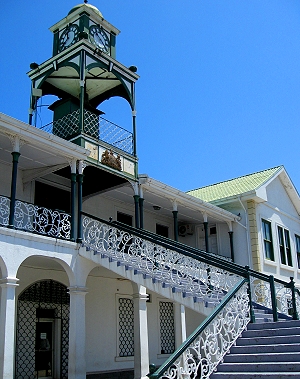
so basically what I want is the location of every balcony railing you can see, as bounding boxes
[0,195,71,240]
[39,109,134,155]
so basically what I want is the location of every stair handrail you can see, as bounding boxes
[148,278,249,379]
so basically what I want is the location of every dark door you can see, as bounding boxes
[35,322,53,378]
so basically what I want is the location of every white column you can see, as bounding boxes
[174,303,187,348]
[133,285,149,379]
[0,277,19,379]
[68,286,88,379]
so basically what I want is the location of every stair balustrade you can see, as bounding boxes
[81,213,300,379]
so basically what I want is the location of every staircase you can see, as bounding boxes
[81,213,300,379]
[210,319,300,379]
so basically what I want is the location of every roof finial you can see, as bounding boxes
[84,0,88,3]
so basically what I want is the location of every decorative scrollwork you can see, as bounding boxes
[159,284,249,379]
[275,283,293,315]
[0,195,10,226]
[82,216,241,306]
[14,201,71,239]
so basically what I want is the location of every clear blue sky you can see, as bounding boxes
[1,1,300,193]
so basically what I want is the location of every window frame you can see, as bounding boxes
[277,225,292,267]
[295,234,300,269]
[262,219,274,261]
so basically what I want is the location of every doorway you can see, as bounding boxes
[16,280,70,379]
[35,321,53,378]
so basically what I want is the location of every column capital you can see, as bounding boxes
[133,292,148,301]
[68,286,88,295]
[0,277,19,288]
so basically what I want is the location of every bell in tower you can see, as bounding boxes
[27,2,138,178]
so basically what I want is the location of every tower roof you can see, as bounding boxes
[68,3,103,18]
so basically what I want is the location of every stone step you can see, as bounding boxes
[230,342,300,354]
[237,334,300,346]
[224,351,300,363]
[247,320,300,330]
[242,326,300,338]
[217,362,300,372]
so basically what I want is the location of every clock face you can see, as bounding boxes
[89,25,110,53]
[59,24,79,51]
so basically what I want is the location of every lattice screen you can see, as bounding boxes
[118,297,134,357]
[159,301,175,354]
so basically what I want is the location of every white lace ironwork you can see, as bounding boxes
[158,283,250,379]
[82,215,241,306]
[0,196,10,226]
[250,276,293,317]
[14,200,71,239]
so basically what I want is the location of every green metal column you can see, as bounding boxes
[134,195,140,228]
[228,231,235,262]
[290,277,299,320]
[77,173,84,243]
[269,275,278,322]
[132,110,137,157]
[79,51,86,136]
[203,221,209,253]
[9,152,20,228]
[139,197,144,229]
[172,210,178,242]
[245,266,255,323]
[71,172,77,241]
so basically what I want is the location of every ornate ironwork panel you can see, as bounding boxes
[250,276,293,317]
[16,280,70,379]
[14,200,71,239]
[118,297,134,357]
[159,301,175,355]
[82,216,241,305]
[0,195,10,226]
[158,283,249,379]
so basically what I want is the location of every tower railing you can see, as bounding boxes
[39,109,134,155]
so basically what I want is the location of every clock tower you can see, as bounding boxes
[27,2,139,182]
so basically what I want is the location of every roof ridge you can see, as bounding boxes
[187,165,283,193]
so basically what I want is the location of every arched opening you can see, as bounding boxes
[15,280,69,379]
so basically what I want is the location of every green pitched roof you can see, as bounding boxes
[187,166,283,203]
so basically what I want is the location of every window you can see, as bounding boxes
[156,224,169,238]
[117,211,133,226]
[278,226,292,266]
[295,235,300,269]
[118,297,134,357]
[159,301,175,355]
[262,219,274,261]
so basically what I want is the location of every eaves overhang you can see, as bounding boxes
[139,174,240,223]
[0,113,90,161]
